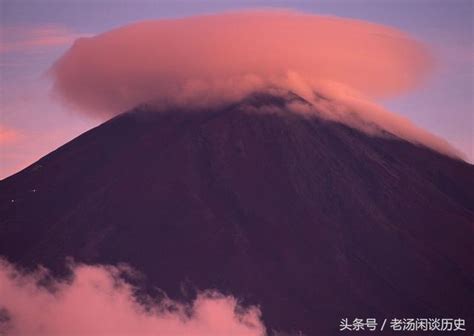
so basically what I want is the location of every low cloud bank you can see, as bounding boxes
[0,259,266,336]
[50,10,461,158]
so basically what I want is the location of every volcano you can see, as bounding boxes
[1,92,473,335]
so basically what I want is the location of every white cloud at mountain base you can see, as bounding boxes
[0,258,266,336]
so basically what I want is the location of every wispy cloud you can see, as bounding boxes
[0,25,84,53]
[0,125,20,144]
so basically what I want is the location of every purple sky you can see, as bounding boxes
[0,0,472,178]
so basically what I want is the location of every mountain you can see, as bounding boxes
[1,92,473,335]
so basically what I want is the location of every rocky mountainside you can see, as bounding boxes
[1,92,473,335]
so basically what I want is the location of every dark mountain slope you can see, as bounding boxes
[1,93,473,335]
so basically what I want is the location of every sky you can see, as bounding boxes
[0,0,472,178]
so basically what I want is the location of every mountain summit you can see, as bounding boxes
[1,92,473,335]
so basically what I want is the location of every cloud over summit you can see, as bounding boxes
[51,10,432,116]
[50,10,461,158]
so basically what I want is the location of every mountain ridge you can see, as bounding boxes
[1,92,473,335]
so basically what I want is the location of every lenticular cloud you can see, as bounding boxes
[50,10,462,158]
[51,10,432,116]
[0,259,266,336]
